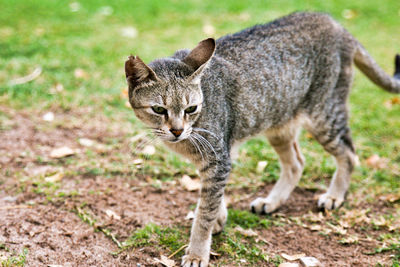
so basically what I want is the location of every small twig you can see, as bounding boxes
[75,207,123,248]
[9,67,42,86]
[99,227,122,249]
[168,244,188,258]
[0,205,31,210]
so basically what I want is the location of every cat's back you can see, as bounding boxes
[202,12,350,136]
[215,12,343,61]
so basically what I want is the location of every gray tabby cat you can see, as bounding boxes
[125,12,400,267]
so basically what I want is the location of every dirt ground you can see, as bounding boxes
[0,107,397,266]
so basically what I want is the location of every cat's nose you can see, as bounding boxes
[170,128,183,137]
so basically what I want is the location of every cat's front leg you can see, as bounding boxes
[212,197,227,234]
[182,163,230,267]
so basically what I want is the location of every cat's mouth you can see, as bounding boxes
[169,138,184,143]
[152,128,190,143]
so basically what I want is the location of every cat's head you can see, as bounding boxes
[125,38,215,143]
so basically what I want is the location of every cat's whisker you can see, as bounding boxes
[144,126,160,131]
[133,137,151,152]
[189,136,205,163]
[192,127,218,139]
[133,135,157,154]
[192,132,217,159]
[191,133,211,162]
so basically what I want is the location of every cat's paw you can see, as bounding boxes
[317,193,344,210]
[181,254,209,267]
[250,197,279,214]
[212,205,227,234]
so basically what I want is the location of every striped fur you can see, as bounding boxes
[125,12,400,266]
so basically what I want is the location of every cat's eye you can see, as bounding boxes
[185,106,197,114]
[151,106,167,115]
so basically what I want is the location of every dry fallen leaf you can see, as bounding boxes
[30,165,55,176]
[340,235,359,244]
[42,112,55,122]
[210,250,221,257]
[309,224,322,231]
[142,145,156,155]
[98,6,113,16]
[69,1,80,12]
[234,226,258,237]
[372,215,388,227]
[256,161,268,173]
[327,223,347,235]
[384,99,393,109]
[388,220,400,231]
[300,256,322,267]
[121,88,129,98]
[341,9,356,20]
[379,193,400,203]
[44,173,64,183]
[342,208,371,224]
[304,211,324,223]
[391,96,400,104]
[384,96,400,109]
[338,220,350,229]
[281,253,306,261]
[185,210,195,220]
[94,143,108,153]
[154,255,175,267]
[239,12,250,21]
[132,158,143,165]
[49,83,64,94]
[104,209,121,220]
[120,26,138,38]
[365,154,387,169]
[202,24,215,35]
[180,175,201,191]
[74,68,89,79]
[50,146,76,158]
[78,138,95,147]
[305,132,314,139]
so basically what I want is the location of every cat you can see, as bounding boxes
[125,12,400,267]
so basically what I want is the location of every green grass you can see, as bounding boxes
[228,209,273,229]
[366,242,400,266]
[1,0,400,265]
[120,223,187,256]
[121,210,282,265]
[0,245,28,267]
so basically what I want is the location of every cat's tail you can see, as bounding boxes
[354,44,400,93]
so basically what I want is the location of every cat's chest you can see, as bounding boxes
[163,140,200,165]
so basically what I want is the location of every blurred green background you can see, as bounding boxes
[1,0,399,109]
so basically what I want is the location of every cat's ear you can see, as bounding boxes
[183,38,216,83]
[125,55,158,88]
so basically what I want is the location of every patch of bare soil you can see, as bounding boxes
[0,194,127,267]
[62,176,197,239]
[0,108,396,266]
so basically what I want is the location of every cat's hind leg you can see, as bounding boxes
[251,124,305,214]
[305,53,358,210]
[305,115,357,210]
